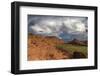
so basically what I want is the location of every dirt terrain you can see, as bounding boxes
[28,34,71,61]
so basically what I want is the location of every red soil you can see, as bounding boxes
[28,34,71,61]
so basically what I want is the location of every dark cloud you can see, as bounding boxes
[28,15,88,41]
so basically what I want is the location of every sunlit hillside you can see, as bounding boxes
[28,33,87,61]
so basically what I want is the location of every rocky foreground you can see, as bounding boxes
[28,34,71,61]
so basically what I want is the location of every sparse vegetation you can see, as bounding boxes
[56,44,87,58]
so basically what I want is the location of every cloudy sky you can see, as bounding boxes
[28,15,88,41]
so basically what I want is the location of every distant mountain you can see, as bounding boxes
[45,36,58,39]
[67,39,87,46]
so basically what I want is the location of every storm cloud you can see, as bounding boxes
[28,15,88,41]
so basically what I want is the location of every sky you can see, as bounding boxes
[28,15,88,41]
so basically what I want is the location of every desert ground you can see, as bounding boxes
[28,33,87,61]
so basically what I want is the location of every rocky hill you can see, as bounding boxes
[28,34,71,60]
[67,39,87,46]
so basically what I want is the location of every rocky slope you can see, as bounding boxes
[67,39,87,46]
[28,34,71,60]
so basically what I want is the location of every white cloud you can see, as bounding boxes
[63,19,86,33]
[28,16,87,40]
